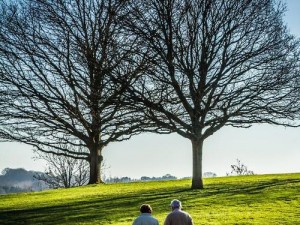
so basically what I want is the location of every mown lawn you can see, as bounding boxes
[0,173,299,225]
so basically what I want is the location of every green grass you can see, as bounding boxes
[0,173,299,224]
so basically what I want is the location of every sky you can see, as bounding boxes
[0,0,299,179]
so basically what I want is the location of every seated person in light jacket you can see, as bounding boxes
[132,204,159,225]
[164,199,193,225]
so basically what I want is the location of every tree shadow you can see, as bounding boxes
[0,177,299,224]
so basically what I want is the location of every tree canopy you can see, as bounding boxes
[124,0,300,188]
[0,0,152,184]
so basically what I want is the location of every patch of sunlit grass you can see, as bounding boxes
[0,173,299,224]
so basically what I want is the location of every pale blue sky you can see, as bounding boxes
[0,0,299,178]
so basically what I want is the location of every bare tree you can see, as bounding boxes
[227,159,254,176]
[124,0,300,189]
[0,0,151,184]
[33,145,109,188]
[34,153,89,189]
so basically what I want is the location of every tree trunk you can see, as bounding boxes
[191,139,204,189]
[88,147,103,184]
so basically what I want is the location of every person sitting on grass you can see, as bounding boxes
[132,204,159,225]
[164,199,193,225]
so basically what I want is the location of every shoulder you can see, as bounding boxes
[181,210,193,221]
[132,215,142,224]
[133,216,142,223]
[183,210,193,217]
[177,210,193,220]
[146,215,159,225]
[150,215,159,221]
[151,216,159,223]
[144,214,159,224]
[166,211,175,218]
[132,215,157,223]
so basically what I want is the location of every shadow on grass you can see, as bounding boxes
[204,178,300,196]
[0,177,299,224]
[0,185,190,225]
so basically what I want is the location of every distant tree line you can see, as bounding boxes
[0,185,31,195]
[0,166,219,194]
[0,167,181,193]
[0,168,47,194]
[105,174,178,183]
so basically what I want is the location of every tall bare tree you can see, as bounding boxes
[125,0,300,189]
[0,0,151,184]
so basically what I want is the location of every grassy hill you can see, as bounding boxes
[0,173,299,225]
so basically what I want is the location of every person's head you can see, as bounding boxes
[170,199,182,210]
[140,204,152,214]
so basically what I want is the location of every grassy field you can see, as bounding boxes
[0,173,299,225]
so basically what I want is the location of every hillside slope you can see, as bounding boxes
[0,173,299,225]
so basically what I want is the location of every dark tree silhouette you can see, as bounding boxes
[124,0,300,189]
[0,0,151,184]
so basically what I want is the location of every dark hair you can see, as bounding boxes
[140,204,152,213]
